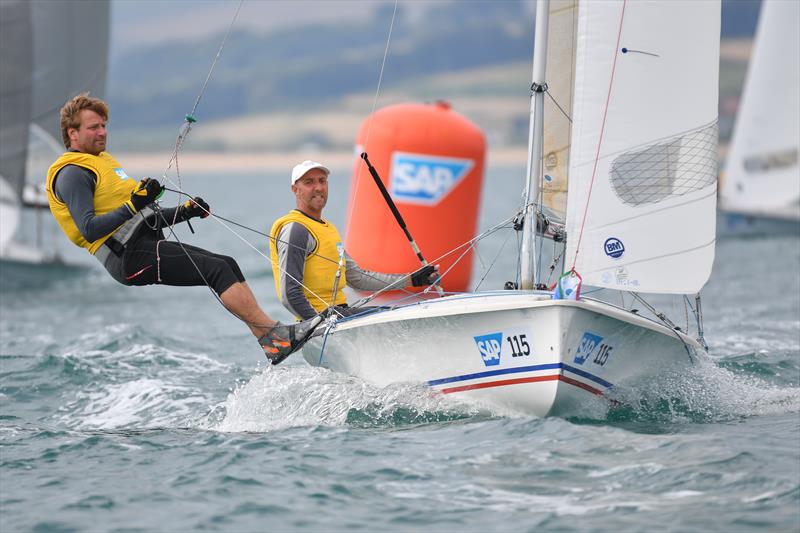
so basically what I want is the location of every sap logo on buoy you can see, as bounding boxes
[604,237,625,259]
[474,332,503,367]
[390,152,473,205]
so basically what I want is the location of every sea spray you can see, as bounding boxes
[210,364,487,433]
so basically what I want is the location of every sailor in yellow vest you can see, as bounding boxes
[46,93,314,363]
[270,160,439,320]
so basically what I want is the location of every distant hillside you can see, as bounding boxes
[108,2,532,127]
[107,0,760,151]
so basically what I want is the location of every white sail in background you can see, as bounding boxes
[720,0,800,219]
[564,0,720,294]
[0,0,109,262]
[0,0,33,198]
[30,0,110,146]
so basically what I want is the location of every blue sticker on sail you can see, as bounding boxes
[114,168,130,180]
[390,152,473,205]
[604,237,625,259]
[574,332,603,365]
[474,332,503,367]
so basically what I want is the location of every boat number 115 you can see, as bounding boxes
[507,334,530,357]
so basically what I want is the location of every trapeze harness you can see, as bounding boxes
[46,151,244,294]
[270,209,347,317]
[46,152,150,261]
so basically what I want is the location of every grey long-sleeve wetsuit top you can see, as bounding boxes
[53,162,180,257]
[274,221,408,320]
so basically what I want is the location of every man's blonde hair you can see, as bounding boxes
[59,92,109,149]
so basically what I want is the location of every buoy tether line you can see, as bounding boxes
[360,152,444,297]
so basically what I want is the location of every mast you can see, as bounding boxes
[520,0,550,289]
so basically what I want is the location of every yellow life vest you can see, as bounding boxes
[269,209,347,315]
[46,151,137,254]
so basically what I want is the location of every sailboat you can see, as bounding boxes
[0,0,110,267]
[297,0,721,417]
[718,0,800,237]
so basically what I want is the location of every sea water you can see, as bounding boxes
[1,167,798,532]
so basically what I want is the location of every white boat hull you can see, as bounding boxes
[301,292,704,417]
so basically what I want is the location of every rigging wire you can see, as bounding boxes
[161,0,244,181]
[346,0,399,228]
[569,0,627,270]
[350,212,519,308]
[160,184,429,311]
[472,225,516,292]
[135,0,525,329]
[627,291,695,362]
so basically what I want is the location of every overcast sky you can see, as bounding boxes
[110,0,464,58]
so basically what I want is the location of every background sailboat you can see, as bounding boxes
[298,0,721,418]
[718,0,800,237]
[0,0,110,267]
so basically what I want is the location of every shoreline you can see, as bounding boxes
[115,147,532,174]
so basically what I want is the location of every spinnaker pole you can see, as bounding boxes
[520,0,550,289]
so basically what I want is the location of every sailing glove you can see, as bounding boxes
[180,197,210,220]
[410,264,440,287]
[125,178,163,214]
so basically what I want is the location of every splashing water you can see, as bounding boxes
[209,364,489,433]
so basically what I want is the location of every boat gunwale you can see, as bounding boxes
[316,291,704,351]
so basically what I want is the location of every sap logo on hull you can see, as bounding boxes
[574,331,603,365]
[474,332,503,367]
[390,152,473,205]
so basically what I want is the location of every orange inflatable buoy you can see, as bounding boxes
[345,101,486,292]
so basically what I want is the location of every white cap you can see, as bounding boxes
[291,160,329,185]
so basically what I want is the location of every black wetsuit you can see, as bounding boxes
[53,163,244,295]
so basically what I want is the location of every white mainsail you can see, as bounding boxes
[720,0,800,219]
[564,0,720,294]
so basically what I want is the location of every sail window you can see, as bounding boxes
[609,121,718,206]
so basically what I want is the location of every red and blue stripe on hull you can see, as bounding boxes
[427,363,613,396]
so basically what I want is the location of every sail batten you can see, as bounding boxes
[564,0,720,295]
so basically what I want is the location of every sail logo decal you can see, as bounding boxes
[604,237,625,259]
[574,332,603,365]
[114,168,131,180]
[390,152,473,205]
[474,332,503,367]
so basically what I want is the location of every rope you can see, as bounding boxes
[161,0,244,181]
[148,0,402,326]
[346,0,399,230]
[351,212,519,308]
[472,226,515,292]
[159,186,421,311]
[545,90,572,124]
